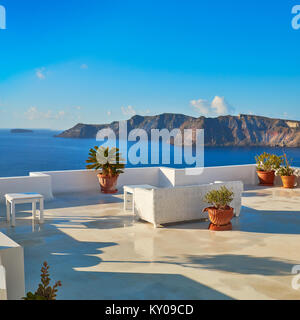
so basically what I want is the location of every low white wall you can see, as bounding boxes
[42,167,161,195]
[39,165,258,194]
[2,164,295,198]
[40,169,100,194]
[118,167,160,188]
[0,233,25,300]
[174,164,258,186]
[0,173,53,203]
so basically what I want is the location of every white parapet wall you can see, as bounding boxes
[41,167,161,195]
[39,165,258,194]
[174,164,258,186]
[0,232,25,300]
[0,164,264,199]
[0,173,53,203]
[117,167,161,188]
[1,164,296,198]
[39,169,101,194]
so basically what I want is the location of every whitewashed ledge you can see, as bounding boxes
[0,164,299,203]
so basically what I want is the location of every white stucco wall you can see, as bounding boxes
[0,173,53,203]
[41,167,161,195]
[0,164,296,199]
[39,169,100,194]
[0,233,25,300]
[117,167,160,188]
[0,265,7,300]
[174,164,258,186]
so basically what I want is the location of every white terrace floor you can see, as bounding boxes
[1,186,300,300]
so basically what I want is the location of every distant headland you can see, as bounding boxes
[55,113,300,147]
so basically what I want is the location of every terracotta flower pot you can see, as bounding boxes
[97,174,119,194]
[281,175,296,189]
[257,170,275,186]
[203,206,234,231]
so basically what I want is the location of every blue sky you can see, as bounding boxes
[0,0,299,129]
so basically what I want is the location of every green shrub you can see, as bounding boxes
[255,152,283,172]
[204,186,234,209]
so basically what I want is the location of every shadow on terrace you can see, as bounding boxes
[101,254,295,276]
[0,204,233,300]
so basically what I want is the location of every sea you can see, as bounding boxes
[0,129,299,178]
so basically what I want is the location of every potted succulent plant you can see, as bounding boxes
[203,186,234,231]
[255,152,283,186]
[86,146,125,194]
[275,153,299,189]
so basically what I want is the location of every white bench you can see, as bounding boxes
[133,181,244,227]
[5,193,44,227]
[123,185,157,212]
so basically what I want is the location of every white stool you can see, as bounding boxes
[5,193,44,227]
[123,185,157,213]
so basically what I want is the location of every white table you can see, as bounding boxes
[123,185,157,212]
[5,193,44,227]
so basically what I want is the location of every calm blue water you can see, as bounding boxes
[0,129,299,177]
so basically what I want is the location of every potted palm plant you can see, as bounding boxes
[275,153,299,189]
[203,186,234,231]
[86,146,125,194]
[255,152,283,186]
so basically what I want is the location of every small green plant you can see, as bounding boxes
[23,262,62,300]
[255,152,283,172]
[276,153,299,177]
[86,146,125,176]
[204,186,234,210]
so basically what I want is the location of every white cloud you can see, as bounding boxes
[107,110,112,116]
[25,107,67,121]
[56,110,66,119]
[211,96,230,115]
[35,68,46,80]
[25,107,39,120]
[80,64,88,69]
[190,96,235,116]
[121,105,136,117]
[190,99,210,115]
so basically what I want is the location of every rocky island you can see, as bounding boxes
[56,113,300,147]
[11,129,34,134]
